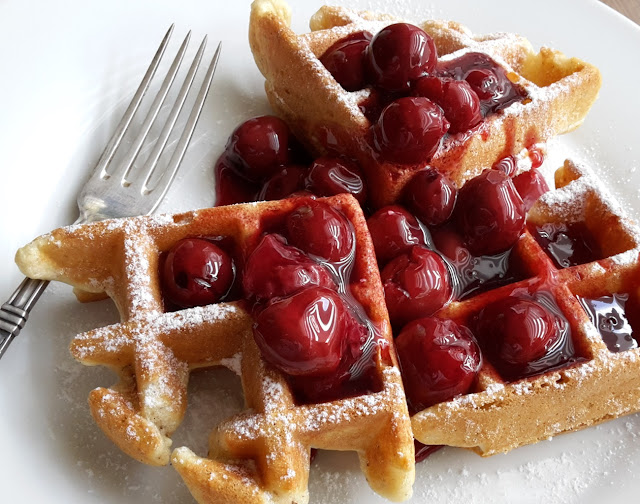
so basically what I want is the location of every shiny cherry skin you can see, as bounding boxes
[455,169,526,256]
[512,168,549,211]
[214,152,260,206]
[402,168,457,227]
[253,287,349,376]
[305,157,367,205]
[476,297,560,367]
[285,200,355,262]
[381,246,452,327]
[242,234,335,301]
[413,76,482,134]
[226,116,293,181]
[257,164,307,201]
[162,238,235,308]
[491,155,518,177]
[396,317,481,411]
[366,205,427,265]
[319,31,372,91]
[367,23,437,92]
[373,97,449,164]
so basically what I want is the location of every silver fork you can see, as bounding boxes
[0,25,222,359]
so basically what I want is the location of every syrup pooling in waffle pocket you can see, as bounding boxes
[15,195,415,504]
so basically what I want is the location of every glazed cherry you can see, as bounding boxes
[242,234,335,301]
[373,97,449,164]
[257,164,307,201]
[491,155,518,177]
[253,287,349,376]
[367,23,437,92]
[305,157,367,205]
[512,168,549,211]
[226,116,292,181]
[162,238,235,308]
[214,152,260,206]
[285,200,355,262]
[396,317,481,411]
[455,169,526,256]
[366,205,427,265]
[476,297,561,367]
[319,31,372,91]
[413,76,482,134]
[381,246,452,327]
[402,168,457,227]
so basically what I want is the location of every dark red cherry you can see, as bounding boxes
[226,116,292,181]
[367,23,437,92]
[491,155,518,177]
[402,168,457,227]
[366,205,427,265]
[257,164,307,201]
[476,297,560,367]
[305,157,367,205]
[513,169,549,211]
[381,246,452,327]
[396,317,481,411]
[373,97,449,164]
[253,287,348,376]
[214,152,260,206]
[285,200,355,262]
[319,31,372,91]
[413,76,482,134]
[455,170,526,255]
[242,234,335,301]
[162,238,235,308]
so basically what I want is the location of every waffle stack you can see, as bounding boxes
[411,160,640,455]
[15,194,415,503]
[249,0,601,208]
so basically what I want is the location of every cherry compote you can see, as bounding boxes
[305,156,367,205]
[578,293,638,353]
[396,317,482,412]
[366,205,427,265]
[367,23,438,93]
[402,168,457,227]
[381,246,452,328]
[257,164,307,201]
[320,31,372,91]
[531,221,602,268]
[512,168,549,211]
[162,238,235,309]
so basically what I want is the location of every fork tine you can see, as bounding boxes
[136,35,209,194]
[145,41,222,212]
[118,31,193,184]
[94,24,174,180]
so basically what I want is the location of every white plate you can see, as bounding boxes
[1,0,639,502]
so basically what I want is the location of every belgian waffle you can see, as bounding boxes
[15,194,415,503]
[249,0,601,208]
[411,160,640,455]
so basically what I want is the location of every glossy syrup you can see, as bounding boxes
[531,221,602,268]
[578,293,638,353]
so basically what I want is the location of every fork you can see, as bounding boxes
[0,25,221,359]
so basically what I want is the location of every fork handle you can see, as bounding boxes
[0,278,50,359]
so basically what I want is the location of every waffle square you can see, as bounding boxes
[15,194,414,503]
[249,0,601,208]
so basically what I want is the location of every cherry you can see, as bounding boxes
[455,169,526,256]
[512,168,549,211]
[475,297,561,367]
[402,168,457,227]
[242,234,335,301]
[253,287,349,376]
[304,157,367,205]
[319,31,372,91]
[366,205,427,265]
[491,155,518,177]
[381,246,452,327]
[162,238,235,308]
[226,116,292,181]
[372,97,449,164]
[285,200,355,263]
[367,23,437,92]
[257,164,307,201]
[413,76,482,134]
[214,152,260,206]
[396,317,481,411]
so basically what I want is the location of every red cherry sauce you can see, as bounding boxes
[530,221,602,268]
[578,293,638,353]
[436,52,528,117]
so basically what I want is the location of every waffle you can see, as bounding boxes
[249,0,601,208]
[411,159,640,455]
[15,194,414,503]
